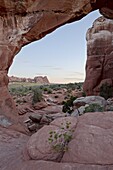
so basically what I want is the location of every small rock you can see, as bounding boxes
[28,124,39,132]
[47,113,67,120]
[33,101,48,110]
[71,109,79,117]
[78,106,86,115]
[0,115,12,127]
[29,114,42,123]
[41,115,51,124]
[24,119,31,124]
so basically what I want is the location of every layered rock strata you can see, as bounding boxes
[0,0,113,128]
[84,16,113,95]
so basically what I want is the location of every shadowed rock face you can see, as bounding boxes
[0,0,113,129]
[83,16,113,95]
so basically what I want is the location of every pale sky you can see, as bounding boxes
[8,10,101,84]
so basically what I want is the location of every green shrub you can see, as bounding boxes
[47,89,52,94]
[9,86,30,96]
[84,103,104,113]
[62,96,77,114]
[43,87,52,94]
[48,121,74,153]
[100,83,113,100]
[66,82,83,91]
[32,88,43,104]
[43,87,48,92]
[106,105,113,111]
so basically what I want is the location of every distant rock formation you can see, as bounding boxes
[83,16,113,95]
[34,76,50,84]
[9,76,50,84]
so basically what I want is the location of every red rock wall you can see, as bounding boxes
[83,16,113,95]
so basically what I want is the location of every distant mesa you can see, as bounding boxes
[9,76,50,84]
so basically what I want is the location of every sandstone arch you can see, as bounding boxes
[0,0,113,129]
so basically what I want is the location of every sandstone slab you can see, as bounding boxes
[27,125,64,161]
[62,112,113,164]
[50,116,78,129]
[26,117,77,161]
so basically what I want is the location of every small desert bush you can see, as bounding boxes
[32,88,43,104]
[48,121,74,153]
[43,87,52,94]
[84,103,104,113]
[66,82,83,91]
[100,83,113,100]
[62,96,77,114]
[47,88,52,94]
[9,86,30,96]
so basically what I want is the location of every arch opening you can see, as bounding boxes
[2,10,100,131]
[9,10,100,84]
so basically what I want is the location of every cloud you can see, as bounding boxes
[40,65,63,70]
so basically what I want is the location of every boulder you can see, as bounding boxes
[62,112,113,164]
[33,101,48,110]
[73,96,106,109]
[42,105,63,114]
[71,109,79,117]
[27,125,63,161]
[26,117,77,162]
[26,112,113,165]
[50,117,78,129]
[0,127,29,170]
[29,114,43,123]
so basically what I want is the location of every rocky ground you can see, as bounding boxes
[8,83,83,132]
[1,83,113,169]
[1,112,113,170]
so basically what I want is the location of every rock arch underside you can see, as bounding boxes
[0,0,113,129]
